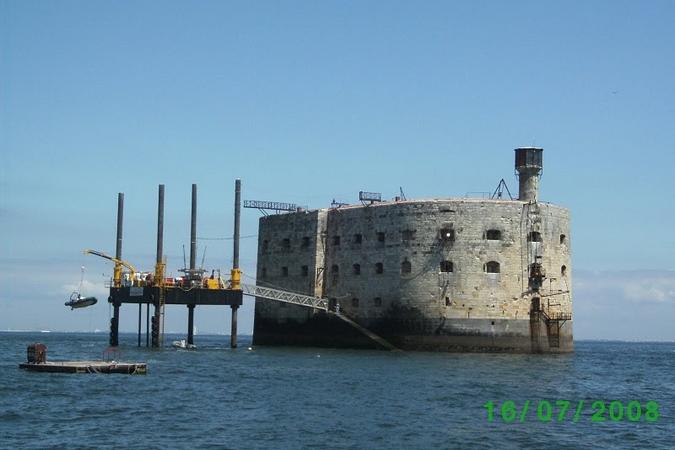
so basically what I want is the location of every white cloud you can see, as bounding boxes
[621,276,675,303]
[575,270,675,304]
[573,270,675,341]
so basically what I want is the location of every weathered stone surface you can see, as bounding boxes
[253,198,573,353]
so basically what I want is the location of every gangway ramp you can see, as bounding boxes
[241,284,329,310]
[241,283,400,352]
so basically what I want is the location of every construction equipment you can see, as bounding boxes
[83,249,137,288]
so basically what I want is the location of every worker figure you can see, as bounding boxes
[335,303,340,314]
[210,270,215,279]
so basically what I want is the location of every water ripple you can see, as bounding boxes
[1,334,673,449]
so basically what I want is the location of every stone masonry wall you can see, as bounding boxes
[254,199,572,350]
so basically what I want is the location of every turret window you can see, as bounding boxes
[352,298,360,308]
[486,229,501,240]
[560,234,567,245]
[401,260,412,274]
[561,265,567,276]
[440,227,455,242]
[485,261,500,273]
[375,262,384,274]
[440,260,454,273]
[527,232,542,243]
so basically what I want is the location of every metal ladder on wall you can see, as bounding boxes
[241,283,400,351]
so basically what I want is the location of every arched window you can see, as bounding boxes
[282,238,291,249]
[401,260,412,274]
[333,236,341,246]
[375,262,384,274]
[561,265,567,276]
[560,234,567,245]
[353,263,361,275]
[262,240,269,252]
[486,229,501,240]
[373,297,382,307]
[352,298,359,307]
[485,261,500,273]
[301,236,310,248]
[440,260,453,273]
[527,231,542,243]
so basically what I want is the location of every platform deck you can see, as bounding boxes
[19,361,147,375]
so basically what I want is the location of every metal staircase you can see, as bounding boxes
[539,309,572,348]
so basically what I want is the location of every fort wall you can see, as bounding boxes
[253,198,573,352]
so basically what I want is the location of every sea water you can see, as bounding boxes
[1,332,672,449]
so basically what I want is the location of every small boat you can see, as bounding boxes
[65,267,97,310]
[65,292,98,310]
[172,339,196,350]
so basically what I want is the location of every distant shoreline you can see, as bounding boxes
[1,330,672,344]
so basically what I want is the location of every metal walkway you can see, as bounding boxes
[240,283,400,352]
[241,284,329,310]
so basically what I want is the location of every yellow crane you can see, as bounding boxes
[83,249,137,288]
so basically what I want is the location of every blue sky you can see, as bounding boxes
[2,1,674,340]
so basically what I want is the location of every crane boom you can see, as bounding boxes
[83,249,137,287]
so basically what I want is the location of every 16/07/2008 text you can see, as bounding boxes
[483,400,660,423]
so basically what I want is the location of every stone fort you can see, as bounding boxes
[253,147,573,352]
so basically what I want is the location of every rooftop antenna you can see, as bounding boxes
[491,178,514,200]
[399,187,407,201]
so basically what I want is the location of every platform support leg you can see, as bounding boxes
[151,307,161,348]
[230,305,238,348]
[110,303,120,347]
[146,303,150,347]
[187,304,195,345]
[137,303,142,347]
